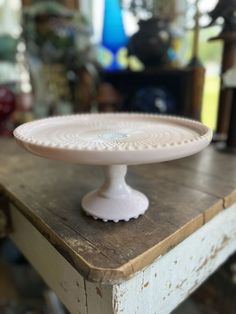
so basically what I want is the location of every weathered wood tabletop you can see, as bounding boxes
[0,139,236,284]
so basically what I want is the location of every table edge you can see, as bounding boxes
[2,183,227,284]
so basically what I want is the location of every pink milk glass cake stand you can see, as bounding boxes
[14,113,212,222]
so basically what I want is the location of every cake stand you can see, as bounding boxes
[14,113,212,222]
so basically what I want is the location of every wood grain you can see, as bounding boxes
[171,145,236,206]
[1,139,236,283]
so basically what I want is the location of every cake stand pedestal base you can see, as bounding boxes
[82,165,149,222]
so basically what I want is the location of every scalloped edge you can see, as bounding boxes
[13,113,212,153]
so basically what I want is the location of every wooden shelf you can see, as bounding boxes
[100,66,205,120]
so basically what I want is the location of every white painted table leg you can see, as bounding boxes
[108,204,236,314]
[9,203,236,314]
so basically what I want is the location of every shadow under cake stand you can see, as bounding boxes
[14,113,212,222]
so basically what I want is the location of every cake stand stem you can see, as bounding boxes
[82,164,149,222]
[99,165,130,198]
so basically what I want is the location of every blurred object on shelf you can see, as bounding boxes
[0,35,18,62]
[189,0,201,65]
[121,0,187,68]
[78,63,100,112]
[98,67,204,120]
[22,1,96,117]
[122,0,176,20]
[0,87,16,136]
[0,0,21,37]
[208,0,236,32]
[208,0,236,137]
[101,1,205,117]
[0,29,33,135]
[187,0,205,121]
[128,17,172,67]
[125,86,176,114]
[186,61,205,121]
[99,0,128,71]
[208,32,236,137]
[207,0,236,138]
[14,40,33,123]
[96,82,123,112]
[21,0,79,10]
[90,0,203,117]
[215,66,236,152]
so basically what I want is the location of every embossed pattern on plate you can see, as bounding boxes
[14,113,212,165]
[13,113,213,221]
[14,114,209,150]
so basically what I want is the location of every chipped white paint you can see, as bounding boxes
[85,281,113,314]
[113,203,236,314]
[9,203,236,314]
[9,204,114,314]
[9,205,87,314]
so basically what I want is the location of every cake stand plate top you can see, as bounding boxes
[13,113,212,165]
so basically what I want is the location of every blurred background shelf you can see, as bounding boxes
[99,66,204,120]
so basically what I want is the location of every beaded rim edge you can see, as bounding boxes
[13,113,213,152]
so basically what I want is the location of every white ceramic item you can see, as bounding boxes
[14,113,212,222]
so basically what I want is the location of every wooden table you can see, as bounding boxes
[1,139,236,314]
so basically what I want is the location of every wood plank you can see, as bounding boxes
[0,139,235,283]
[132,162,236,212]
[171,145,236,207]
[132,162,235,202]
[172,145,236,185]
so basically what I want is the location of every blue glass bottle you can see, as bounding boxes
[101,0,128,71]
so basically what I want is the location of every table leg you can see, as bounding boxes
[8,203,236,314]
